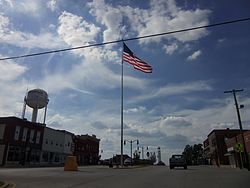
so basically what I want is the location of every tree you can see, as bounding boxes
[182,145,193,165]
[182,143,204,165]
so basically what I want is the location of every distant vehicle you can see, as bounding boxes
[124,158,133,166]
[169,155,187,169]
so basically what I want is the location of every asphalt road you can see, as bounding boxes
[0,165,249,188]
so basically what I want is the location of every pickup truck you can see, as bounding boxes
[169,154,187,169]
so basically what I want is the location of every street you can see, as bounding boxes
[0,165,249,188]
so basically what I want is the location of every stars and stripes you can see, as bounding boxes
[123,43,152,73]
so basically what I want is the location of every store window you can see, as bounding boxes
[14,126,21,141]
[22,128,28,141]
[29,129,35,143]
[36,131,41,144]
[7,146,21,161]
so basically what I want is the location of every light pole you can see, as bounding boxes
[224,89,250,170]
[137,146,148,160]
[124,139,139,165]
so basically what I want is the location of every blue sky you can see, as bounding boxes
[0,0,250,163]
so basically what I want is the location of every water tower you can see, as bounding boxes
[21,89,49,123]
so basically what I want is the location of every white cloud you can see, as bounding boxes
[0,14,65,49]
[163,43,178,55]
[0,0,42,17]
[43,11,149,94]
[124,106,146,113]
[88,0,124,43]
[58,11,100,48]
[0,57,28,81]
[131,80,212,102]
[88,0,210,54]
[125,0,210,44]
[47,0,57,12]
[0,0,13,8]
[187,50,202,61]
[0,65,32,118]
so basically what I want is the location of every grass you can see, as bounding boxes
[0,181,4,186]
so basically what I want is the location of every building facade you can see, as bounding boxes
[225,131,250,168]
[0,116,100,166]
[40,128,74,165]
[203,129,248,166]
[73,134,100,165]
[0,116,44,166]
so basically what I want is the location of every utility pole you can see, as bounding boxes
[224,89,250,170]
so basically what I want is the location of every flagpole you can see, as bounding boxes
[121,42,124,167]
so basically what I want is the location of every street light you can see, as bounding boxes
[137,146,148,160]
[124,139,139,165]
[224,89,250,171]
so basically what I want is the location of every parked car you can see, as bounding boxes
[169,154,187,169]
[124,158,133,166]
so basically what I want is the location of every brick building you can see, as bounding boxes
[203,129,249,166]
[0,116,45,166]
[0,116,100,166]
[73,134,100,165]
[225,131,250,168]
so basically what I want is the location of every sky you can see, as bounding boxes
[0,0,250,164]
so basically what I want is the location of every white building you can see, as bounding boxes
[41,127,73,164]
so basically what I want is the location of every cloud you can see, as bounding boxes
[91,121,108,129]
[0,56,28,81]
[163,43,178,55]
[58,11,100,48]
[187,50,202,61]
[46,113,72,128]
[88,0,210,45]
[88,0,124,43]
[34,11,149,95]
[127,0,210,44]
[0,14,65,49]
[124,106,146,113]
[131,80,213,103]
[47,0,57,12]
[0,0,42,17]
[160,116,192,128]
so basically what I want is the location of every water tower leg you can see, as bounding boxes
[32,108,38,122]
[43,105,48,124]
[21,97,27,119]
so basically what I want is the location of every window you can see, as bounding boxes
[22,128,28,141]
[0,124,5,139]
[7,146,21,161]
[45,139,48,144]
[14,126,20,141]
[42,152,48,162]
[36,131,41,144]
[29,129,35,143]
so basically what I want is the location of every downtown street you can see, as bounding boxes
[0,165,249,188]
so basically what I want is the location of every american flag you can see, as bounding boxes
[123,43,152,73]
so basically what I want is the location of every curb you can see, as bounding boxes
[0,182,8,188]
[0,182,16,188]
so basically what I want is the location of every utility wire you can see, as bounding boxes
[1,17,250,61]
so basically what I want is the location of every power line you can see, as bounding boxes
[1,17,250,61]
